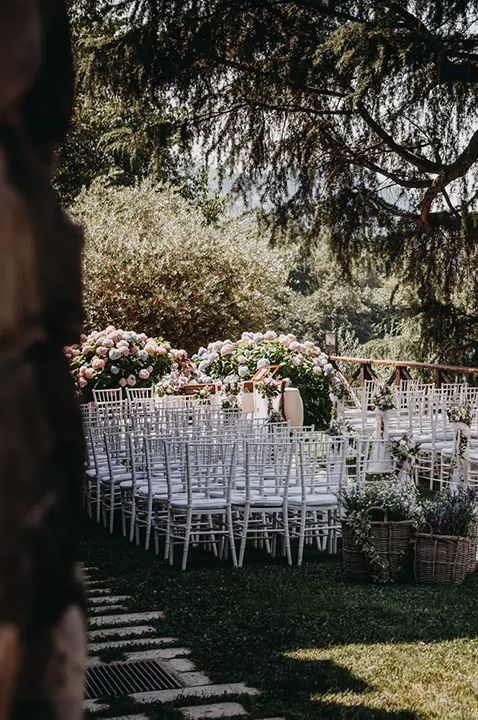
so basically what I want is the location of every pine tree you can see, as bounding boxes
[74,1,478,362]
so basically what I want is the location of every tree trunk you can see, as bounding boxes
[0,2,86,718]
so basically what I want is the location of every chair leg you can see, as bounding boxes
[227,506,238,568]
[297,508,307,567]
[238,505,250,568]
[283,510,292,566]
[182,510,193,571]
[109,485,115,534]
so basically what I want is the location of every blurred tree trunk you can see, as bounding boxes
[0,2,86,719]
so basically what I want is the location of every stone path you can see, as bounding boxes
[82,565,284,720]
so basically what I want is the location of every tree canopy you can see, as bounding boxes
[72,1,478,363]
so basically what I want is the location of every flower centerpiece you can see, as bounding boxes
[192,331,334,427]
[371,383,397,439]
[218,378,242,410]
[65,326,194,402]
[447,401,473,486]
[255,377,283,419]
[387,433,421,484]
[415,486,478,584]
[340,477,422,583]
[329,374,351,419]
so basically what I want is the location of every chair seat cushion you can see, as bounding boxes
[232,494,283,507]
[171,497,226,511]
[288,493,337,507]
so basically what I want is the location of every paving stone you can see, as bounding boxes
[180,702,247,719]
[89,604,128,615]
[166,657,196,672]
[89,647,191,665]
[88,595,130,605]
[89,611,164,628]
[84,683,260,712]
[88,637,179,653]
[103,716,149,720]
[88,625,157,640]
[180,671,212,687]
[86,588,113,597]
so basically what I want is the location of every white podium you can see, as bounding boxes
[283,387,304,427]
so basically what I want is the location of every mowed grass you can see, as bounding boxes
[82,519,478,720]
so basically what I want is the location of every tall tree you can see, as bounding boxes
[77,0,478,363]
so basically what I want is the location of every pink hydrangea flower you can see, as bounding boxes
[84,367,95,379]
[91,357,105,371]
[292,355,303,366]
[96,346,108,357]
[127,374,137,386]
[78,377,88,388]
[139,369,150,380]
[119,377,127,387]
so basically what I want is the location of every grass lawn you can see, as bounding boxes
[82,518,478,720]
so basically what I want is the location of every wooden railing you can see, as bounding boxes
[329,356,478,387]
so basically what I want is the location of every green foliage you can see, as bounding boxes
[71,178,289,352]
[73,0,478,363]
[421,486,478,538]
[340,478,422,581]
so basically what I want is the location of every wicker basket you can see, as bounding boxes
[414,531,477,585]
[342,508,415,582]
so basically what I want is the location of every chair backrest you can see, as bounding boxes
[93,388,123,404]
[296,437,345,498]
[243,439,294,500]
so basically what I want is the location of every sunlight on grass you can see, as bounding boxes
[286,639,478,719]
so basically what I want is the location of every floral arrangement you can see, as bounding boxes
[327,418,355,436]
[329,375,350,401]
[192,331,334,427]
[447,401,473,426]
[371,383,397,412]
[256,377,283,417]
[421,486,478,539]
[340,478,422,582]
[218,379,241,410]
[387,433,421,465]
[65,326,194,402]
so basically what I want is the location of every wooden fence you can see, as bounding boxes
[329,356,478,387]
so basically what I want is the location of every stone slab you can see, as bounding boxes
[88,637,179,653]
[84,683,260,712]
[88,625,157,640]
[89,611,164,628]
[181,703,247,719]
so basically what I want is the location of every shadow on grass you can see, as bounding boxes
[81,517,477,720]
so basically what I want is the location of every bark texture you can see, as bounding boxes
[0,2,86,718]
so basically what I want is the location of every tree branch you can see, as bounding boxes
[357,103,440,173]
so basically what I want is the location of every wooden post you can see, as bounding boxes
[0,2,86,718]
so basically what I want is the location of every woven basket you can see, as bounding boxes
[342,508,415,582]
[414,530,476,585]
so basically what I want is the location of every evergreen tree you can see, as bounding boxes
[73,1,478,362]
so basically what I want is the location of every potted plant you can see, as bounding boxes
[414,486,478,585]
[340,477,422,583]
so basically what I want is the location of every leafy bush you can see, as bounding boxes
[421,487,478,538]
[72,178,289,352]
